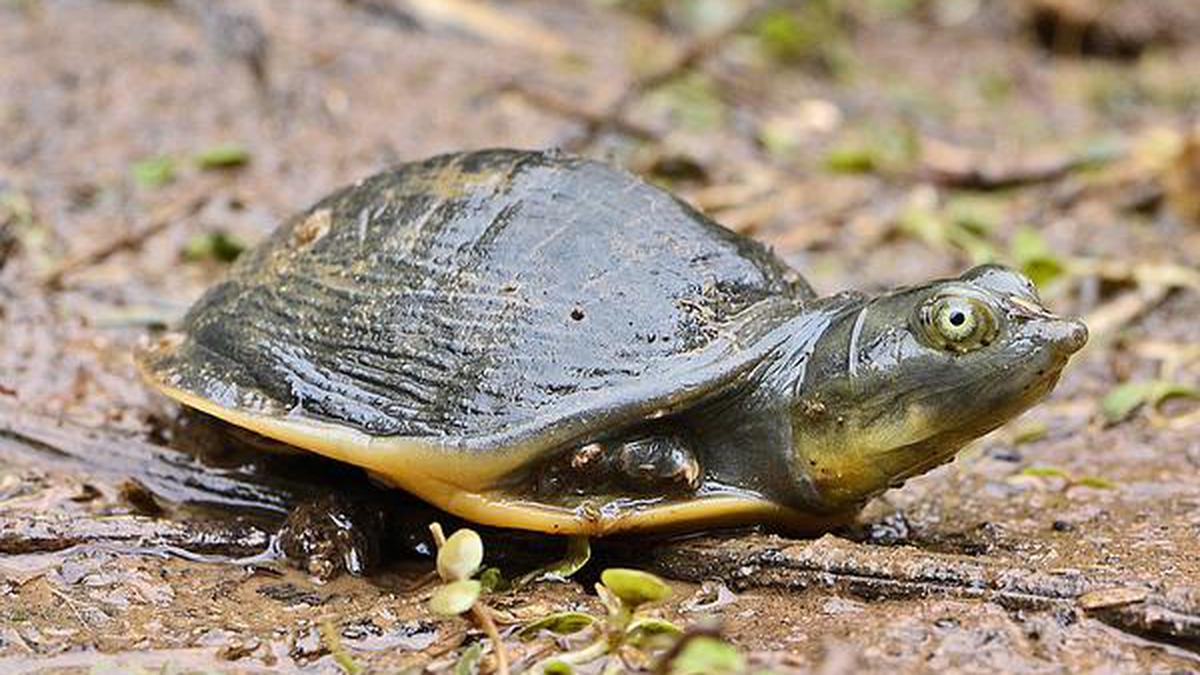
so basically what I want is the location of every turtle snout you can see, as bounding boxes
[1065,319,1088,352]
[1047,318,1088,356]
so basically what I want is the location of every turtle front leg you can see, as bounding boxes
[531,431,702,500]
[566,433,701,494]
[610,434,701,493]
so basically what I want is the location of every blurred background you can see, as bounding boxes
[1,0,1199,672]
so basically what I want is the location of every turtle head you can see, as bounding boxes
[789,264,1086,512]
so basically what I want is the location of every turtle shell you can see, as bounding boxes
[139,149,816,533]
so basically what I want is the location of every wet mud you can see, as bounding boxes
[2,0,1199,672]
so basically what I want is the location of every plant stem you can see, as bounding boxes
[429,523,510,675]
[471,602,510,675]
[529,638,610,672]
[429,522,447,548]
[600,653,625,675]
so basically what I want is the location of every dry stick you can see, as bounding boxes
[919,138,1125,190]
[0,512,273,557]
[502,83,658,142]
[641,534,1200,651]
[0,406,315,515]
[1072,257,1200,353]
[429,524,510,675]
[42,183,212,289]
[562,0,776,152]
[1083,285,1172,344]
[341,0,421,29]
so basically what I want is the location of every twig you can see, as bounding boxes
[341,0,423,29]
[42,184,210,289]
[0,404,319,515]
[920,137,1125,190]
[639,533,1200,652]
[49,587,94,632]
[343,0,568,57]
[0,512,271,557]
[502,83,658,142]
[1082,285,1172,345]
[470,604,509,675]
[406,0,568,57]
[1070,256,1199,346]
[562,1,775,151]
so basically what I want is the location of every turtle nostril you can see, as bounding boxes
[1061,319,1088,353]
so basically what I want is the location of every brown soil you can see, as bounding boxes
[2,1,1198,673]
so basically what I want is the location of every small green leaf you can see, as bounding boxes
[1009,227,1064,288]
[1020,466,1072,480]
[654,73,726,131]
[600,568,672,607]
[946,195,1001,236]
[182,230,246,263]
[1075,475,1117,490]
[453,641,483,675]
[625,617,682,647]
[478,566,507,593]
[546,536,591,579]
[1102,381,1158,423]
[437,528,484,582]
[0,189,34,227]
[1011,420,1049,445]
[131,156,176,188]
[518,611,597,640]
[824,144,877,174]
[758,117,802,159]
[751,3,848,72]
[429,579,481,616]
[753,8,807,61]
[896,200,944,246]
[195,143,251,169]
[541,660,574,675]
[1101,380,1200,424]
[517,535,591,586]
[667,636,745,675]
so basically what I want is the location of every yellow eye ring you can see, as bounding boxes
[937,298,976,340]
[919,296,998,352]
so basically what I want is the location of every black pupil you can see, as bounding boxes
[949,310,966,327]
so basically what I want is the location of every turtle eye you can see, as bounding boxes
[919,296,998,352]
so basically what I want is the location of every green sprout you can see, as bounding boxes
[131,156,176,189]
[1101,379,1199,424]
[182,230,246,263]
[524,566,684,674]
[1018,466,1117,491]
[424,527,744,673]
[1009,227,1065,289]
[896,190,998,264]
[427,523,510,675]
[668,634,745,674]
[194,143,251,170]
[516,535,591,587]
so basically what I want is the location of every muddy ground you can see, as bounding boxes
[1,0,1199,673]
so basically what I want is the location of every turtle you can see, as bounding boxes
[138,148,1088,536]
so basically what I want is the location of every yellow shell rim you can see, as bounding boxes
[137,350,838,536]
